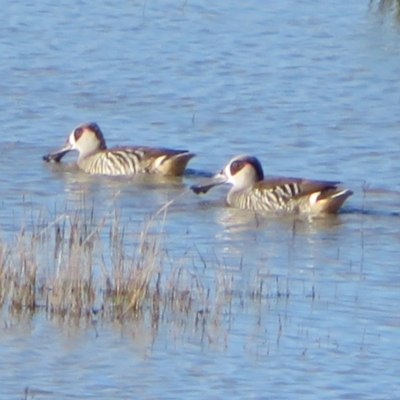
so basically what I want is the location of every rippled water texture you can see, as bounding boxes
[1,1,400,399]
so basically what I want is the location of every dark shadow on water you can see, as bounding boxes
[184,168,213,178]
[345,205,400,218]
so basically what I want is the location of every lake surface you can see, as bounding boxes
[1,0,400,399]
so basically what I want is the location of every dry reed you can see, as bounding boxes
[370,0,400,20]
[0,199,284,335]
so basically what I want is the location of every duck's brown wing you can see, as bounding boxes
[110,146,195,176]
[254,177,340,198]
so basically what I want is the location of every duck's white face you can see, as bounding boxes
[223,155,264,189]
[191,155,264,194]
[43,122,106,162]
[67,123,106,156]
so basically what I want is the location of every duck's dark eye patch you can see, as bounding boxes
[230,160,244,175]
[74,127,84,140]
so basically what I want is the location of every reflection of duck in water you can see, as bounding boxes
[191,155,353,215]
[43,122,195,177]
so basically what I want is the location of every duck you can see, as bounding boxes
[43,122,195,176]
[191,155,353,214]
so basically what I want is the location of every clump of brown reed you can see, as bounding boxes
[0,200,176,324]
[102,210,164,321]
[370,0,400,20]
[0,228,37,313]
[33,206,100,320]
[0,199,283,336]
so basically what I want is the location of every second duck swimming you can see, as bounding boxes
[191,155,353,215]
